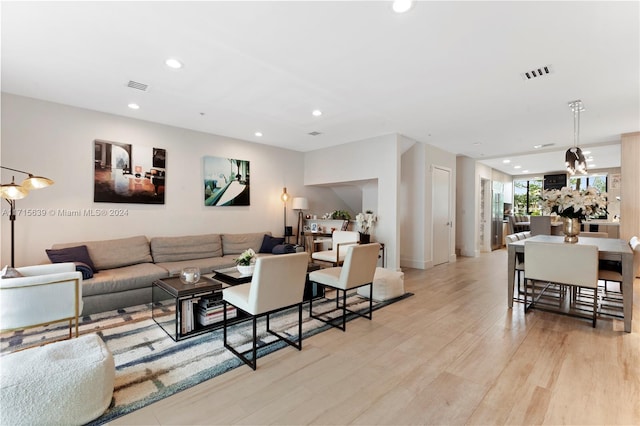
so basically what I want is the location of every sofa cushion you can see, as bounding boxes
[155,256,237,277]
[53,236,152,271]
[82,263,168,297]
[46,245,97,272]
[259,234,285,253]
[150,234,223,263]
[222,232,271,255]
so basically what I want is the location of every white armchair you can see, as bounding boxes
[0,262,83,338]
[311,230,359,266]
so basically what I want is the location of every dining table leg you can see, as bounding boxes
[507,244,516,308]
[622,251,634,332]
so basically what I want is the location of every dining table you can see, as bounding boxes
[507,234,635,332]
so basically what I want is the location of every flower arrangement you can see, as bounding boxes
[355,210,377,235]
[541,186,608,220]
[234,248,256,266]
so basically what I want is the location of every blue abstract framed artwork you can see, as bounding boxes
[203,156,250,206]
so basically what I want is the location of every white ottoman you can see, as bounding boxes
[0,333,115,426]
[357,267,405,301]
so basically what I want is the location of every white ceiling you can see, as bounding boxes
[2,1,638,175]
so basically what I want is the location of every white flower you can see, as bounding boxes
[541,186,607,220]
[356,211,377,235]
[235,248,256,266]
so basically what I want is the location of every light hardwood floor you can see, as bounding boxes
[112,249,640,425]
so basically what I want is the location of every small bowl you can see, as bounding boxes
[179,267,201,285]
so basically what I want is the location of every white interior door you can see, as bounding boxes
[432,166,451,266]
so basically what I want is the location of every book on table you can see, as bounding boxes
[196,302,237,326]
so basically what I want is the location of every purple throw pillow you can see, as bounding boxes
[46,245,97,272]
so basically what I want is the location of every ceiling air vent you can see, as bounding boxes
[308,131,322,136]
[127,80,149,91]
[521,65,553,80]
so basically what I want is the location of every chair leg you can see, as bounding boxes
[592,287,597,328]
[223,303,258,370]
[309,283,374,332]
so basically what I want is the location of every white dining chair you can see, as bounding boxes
[524,241,599,327]
[598,236,640,296]
[505,233,525,301]
[308,243,380,331]
[222,252,309,370]
[311,230,359,266]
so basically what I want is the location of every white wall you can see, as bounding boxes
[400,138,457,269]
[456,155,478,257]
[1,94,348,266]
[304,134,401,270]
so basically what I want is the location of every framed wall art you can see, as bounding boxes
[94,140,166,204]
[203,156,250,206]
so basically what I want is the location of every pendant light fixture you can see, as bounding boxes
[565,100,587,175]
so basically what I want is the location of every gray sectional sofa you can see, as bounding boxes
[51,232,276,315]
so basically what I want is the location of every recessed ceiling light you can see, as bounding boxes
[502,159,511,164]
[514,165,522,169]
[522,170,529,173]
[165,58,183,69]
[582,150,591,155]
[392,0,414,13]
[533,144,543,149]
[255,131,263,137]
[312,109,322,117]
[128,103,140,110]
[586,157,594,162]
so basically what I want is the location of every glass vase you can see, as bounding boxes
[179,267,201,285]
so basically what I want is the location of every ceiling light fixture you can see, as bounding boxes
[392,0,414,13]
[165,58,183,69]
[312,109,322,117]
[255,132,263,137]
[565,99,587,175]
[514,165,522,169]
[533,144,543,149]
[128,103,140,110]
[502,159,511,164]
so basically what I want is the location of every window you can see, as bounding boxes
[569,174,608,219]
[513,178,543,215]
[569,174,607,193]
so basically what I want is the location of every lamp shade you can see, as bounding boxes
[291,197,309,210]
[21,175,54,190]
[280,187,289,203]
[1,180,29,200]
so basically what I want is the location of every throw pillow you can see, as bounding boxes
[46,245,97,272]
[74,262,94,280]
[1,265,24,279]
[259,235,285,253]
[272,244,296,255]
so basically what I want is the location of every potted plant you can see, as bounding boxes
[355,210,377,243]
[331,210,351,220]
[234,248,256,275]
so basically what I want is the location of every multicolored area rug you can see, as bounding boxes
[0,292,412,425]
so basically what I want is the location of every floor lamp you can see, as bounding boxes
[280,187,290,242]
[291,197,309,245]
[1,166,54,267]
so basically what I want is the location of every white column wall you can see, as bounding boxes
[304,134,401,270]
